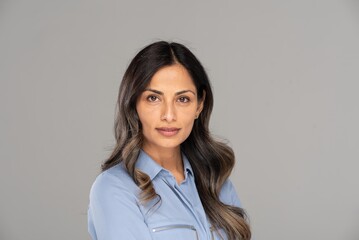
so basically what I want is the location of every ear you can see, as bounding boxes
[196,90,206,118]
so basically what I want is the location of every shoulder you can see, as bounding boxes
[219,179,242,208]
[88,164,153,240]
[89,163,139,203]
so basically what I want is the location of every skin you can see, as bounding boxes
[136,63,205,184]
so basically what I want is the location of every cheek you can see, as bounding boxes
[137,107,158,130]
[138,112,151,128]
[181,106,198,120]
[181,114,196,131]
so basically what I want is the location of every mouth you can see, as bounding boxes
[155,127,181,137]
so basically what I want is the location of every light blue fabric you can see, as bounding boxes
[88,149,242,240]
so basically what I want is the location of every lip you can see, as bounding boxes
[156,127,181,137]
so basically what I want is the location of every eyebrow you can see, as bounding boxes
[144,88,196,96]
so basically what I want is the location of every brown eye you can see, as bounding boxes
[147,95,159,102]
[178,96,190,103]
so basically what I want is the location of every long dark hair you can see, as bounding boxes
[102,41,251,240]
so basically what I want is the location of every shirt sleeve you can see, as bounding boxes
[219,179,242,208]
[88,172,152,240]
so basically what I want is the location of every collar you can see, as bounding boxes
[135,149,194,181]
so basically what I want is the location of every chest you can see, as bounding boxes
[139,175,226,240]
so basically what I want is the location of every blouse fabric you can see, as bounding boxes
[88,150,241,240]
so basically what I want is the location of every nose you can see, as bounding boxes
[161,101,176,122]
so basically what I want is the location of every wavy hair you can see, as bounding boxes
[102,41,251,240]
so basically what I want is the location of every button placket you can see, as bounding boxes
[161,176,210,238]
[169,174,216,240]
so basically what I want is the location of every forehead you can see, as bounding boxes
[146,64,196,91]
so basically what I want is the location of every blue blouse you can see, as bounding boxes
[88,150,242,240]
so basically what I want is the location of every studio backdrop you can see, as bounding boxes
[1,1,359,239]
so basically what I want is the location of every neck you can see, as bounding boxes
[142,145,184,183]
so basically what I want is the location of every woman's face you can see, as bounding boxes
[136,64,204,153]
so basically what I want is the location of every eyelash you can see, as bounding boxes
[147,95,159,102]
[177,96,190,103]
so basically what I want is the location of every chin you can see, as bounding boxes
[148,138,184,150]
[157,141,182,149]
[143,132,190,150]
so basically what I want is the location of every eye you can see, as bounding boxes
[147,95,159,102]
[177,96,190,103]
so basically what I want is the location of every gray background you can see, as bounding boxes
[1,0,359,239]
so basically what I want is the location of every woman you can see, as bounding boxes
[88,41,251,240]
